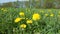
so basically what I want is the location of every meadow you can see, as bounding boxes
[0,8,60,34]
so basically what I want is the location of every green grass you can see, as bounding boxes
[0,8,60,34]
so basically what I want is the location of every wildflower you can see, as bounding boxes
[50,14,54,17]
[45,14,48,16]
[20,24,26,28]
[19,12,24,16]
[32,13,40,20]
[14,17,21,23]
[27,20,32,24]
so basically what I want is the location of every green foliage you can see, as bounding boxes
[0,8,60,34]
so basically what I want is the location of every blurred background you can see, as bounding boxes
[0,0,60,8]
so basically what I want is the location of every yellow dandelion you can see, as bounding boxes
[14,17,21,23]
[27,20,32,24]
[32,13,40,20]
[50,14,54,17]
[45,14,48,16]
[20,24,26,28]
[19,12,24,16]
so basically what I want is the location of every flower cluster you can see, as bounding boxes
[14,12,41,29]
